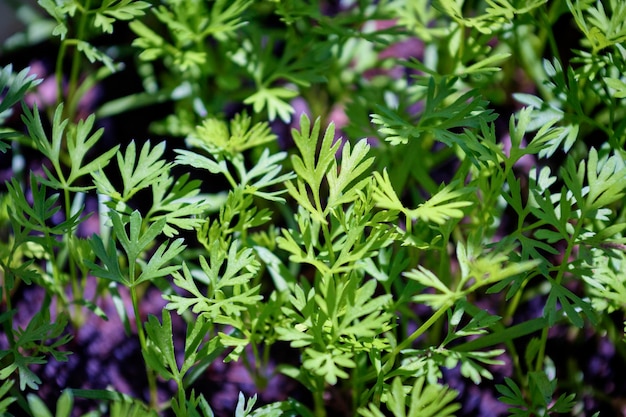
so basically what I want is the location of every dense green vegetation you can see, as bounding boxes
[1,1,626,416]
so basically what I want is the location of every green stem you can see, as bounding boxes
[514,22,551,100]
[1,262,15,349]
[503,278,526,323]
[66,0,93,119]
[177,382,187,417]
[314,191,336,267]
[312,376,327,417]
[392,299,454,356]
[534,325,549,373]
[42,224,70,314]
[242,342,268,390]
[55,42,68,108]
[223,167,238,190]
[537,0,563,64]
[130,285,159,410]
[351,356,363,414]
[430,232,454,345]
[64,187,82,326]
[534,218,583,372]
[364,299,455,382]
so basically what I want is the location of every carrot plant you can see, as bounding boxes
[0,1,625,416]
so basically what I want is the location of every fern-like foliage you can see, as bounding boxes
[4,0,626,416]
[497,373,578,417]
[23,103,119,192]
[277,275,393,385]
[87,210,186,288]
[274,115,397,388]
[0,65,41,151]
[0,310,71,390]
[359,376,460,417]
[165,240,262,320]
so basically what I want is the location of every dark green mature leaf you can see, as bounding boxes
[87,210,184,287]
[497,377,531,416]
[371,76,496,161]
[145,312,225,393]
[85,234,125,284]
[545,278,597,327]
[444,300,501,343]
[143,311,178,381]
[498,372,576,416]
[6,175,84,240]
[1,260,41,287]
[0,311,71,390]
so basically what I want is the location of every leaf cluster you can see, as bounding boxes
[3,1,626,417]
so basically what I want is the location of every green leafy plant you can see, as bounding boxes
[1,0,626,416]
